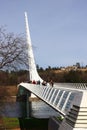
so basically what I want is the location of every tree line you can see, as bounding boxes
[39,68,87,83]
[0,68,87,86]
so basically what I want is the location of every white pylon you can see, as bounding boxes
[24,12,43,83]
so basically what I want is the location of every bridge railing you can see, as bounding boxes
[54,83,87,90]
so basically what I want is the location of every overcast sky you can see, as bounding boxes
[0,0,87,68]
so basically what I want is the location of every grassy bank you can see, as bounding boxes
[0,118,20,130]
[0,117,48,130]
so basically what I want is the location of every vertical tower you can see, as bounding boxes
[24,12,43,82]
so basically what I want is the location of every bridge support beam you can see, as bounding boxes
[26,92,31,118]
[17,85,32,118]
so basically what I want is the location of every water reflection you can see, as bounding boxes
[31,101,60,118]
[0,102,24,117]
[0,96,60,130]
[0,100,59,118]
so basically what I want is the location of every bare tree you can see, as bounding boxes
[0,27,28,70]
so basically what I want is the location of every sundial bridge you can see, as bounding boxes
[18,12,87,130]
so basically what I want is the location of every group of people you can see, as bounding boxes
[28,79,54,87]
[42,80,54,87]
[28,80,40,85]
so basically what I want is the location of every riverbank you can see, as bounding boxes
[0,86,19,129]
[0,117,48,130]
[0,85,17,102]
[0,117,20,130]
[0,86,49,130]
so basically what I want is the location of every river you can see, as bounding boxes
[0,99,59,118]
[0,96,60,130]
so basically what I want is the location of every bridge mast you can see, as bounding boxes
[24,12,43,82]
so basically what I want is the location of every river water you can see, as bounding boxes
[0,93,61,130]
[0,99,60,118]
